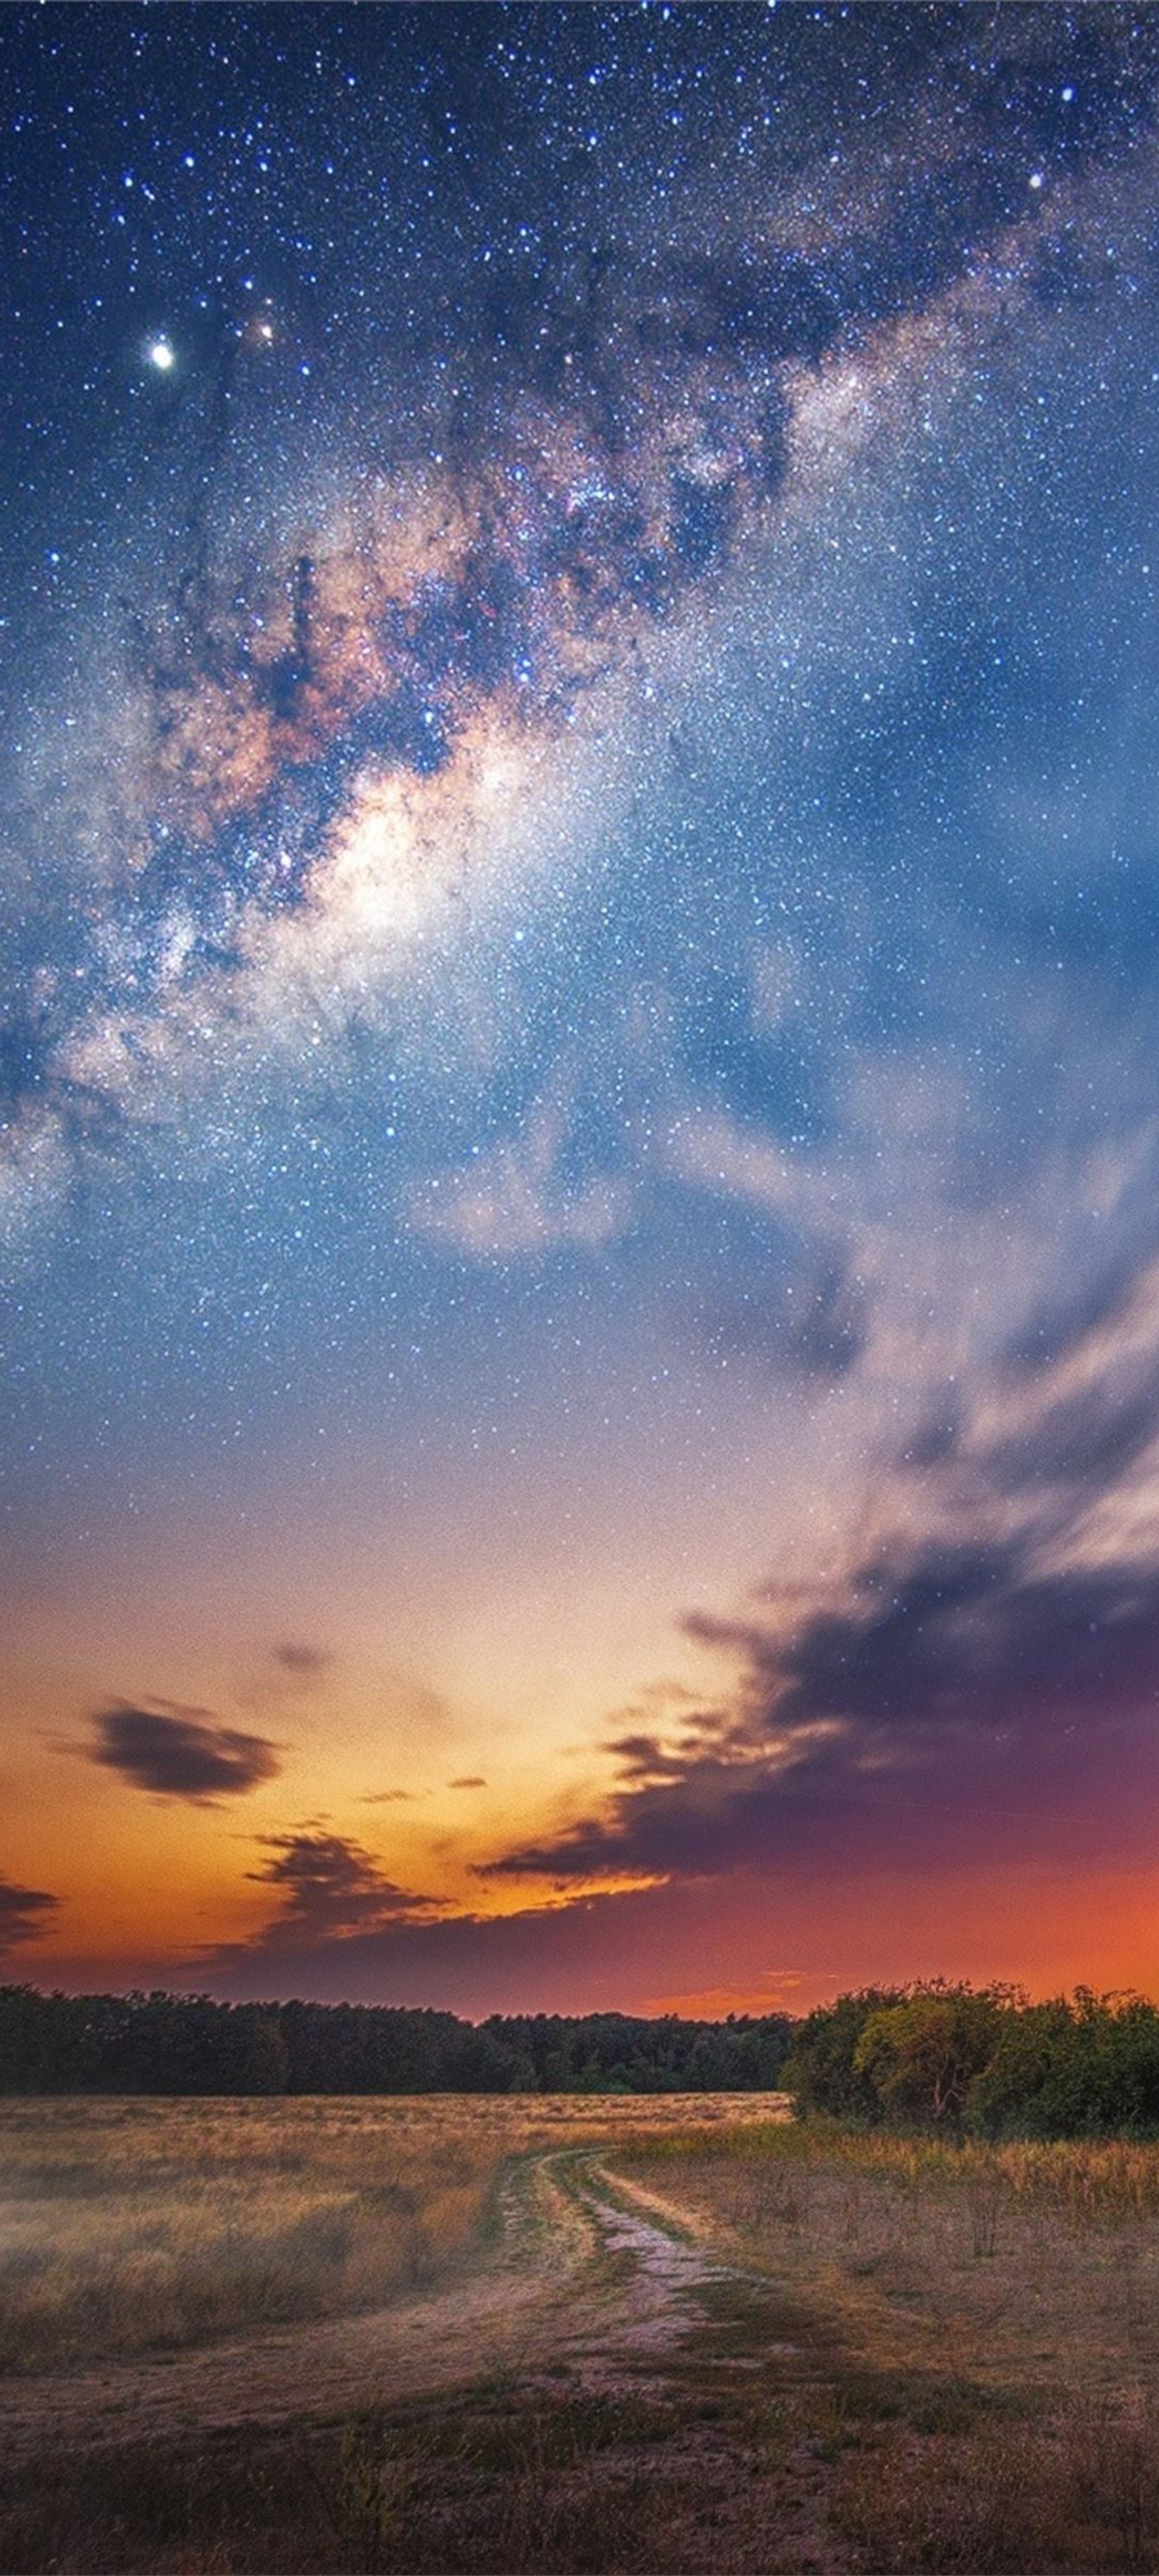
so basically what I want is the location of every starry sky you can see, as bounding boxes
[6,3,1159,2018]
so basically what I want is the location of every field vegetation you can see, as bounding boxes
[617,2116,1159,2569]
[0,2094,495,2372]
[7,2032,1159,2569]
[0,2089,758,2375]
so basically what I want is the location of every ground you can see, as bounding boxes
[3,2096,1159,2570]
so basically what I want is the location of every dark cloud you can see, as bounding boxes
[188,1874,769,2015]
[448,1775,486,1790]
[770,1538,1159,1736]
[541,1240,1159,1890]
[487,1513,1159,1889]
[359,1788,416,1806]
[900,1405,963,1473]
[115,1836,1130,2020]
[91,1702,281,1802]
[233,1830,448,1954]
[787,1258,868,1380]
[699,1251,867,1384]
[272,1642,333,1684]
[909,1286,1159,1499]
[0,1869,59,1950]
[1000,1258,1141,1380]
[983,1373,1159,1498]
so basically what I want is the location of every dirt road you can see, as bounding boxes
[0,2151,758,2460]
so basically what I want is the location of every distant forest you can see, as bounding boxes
[7,1982,1159,2134]
[0,1986,792,2096]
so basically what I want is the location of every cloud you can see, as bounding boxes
[272,1642,333,1684]
[0,1870,59,1951]
[189,1873,816,2015]
[91,1702,281,1802]
[645,1973,808,2017]
[983,1374,1159,1500]
[669,1100,866,1380]
[969,1258,1159,1504]
[486,1511,1159,1883]
[224,1829,448,1956]
[485,1243,1159,1892]
[666,1107,801,1223]
[701,1252,867,1382]
[409,1103,629,1260]
[359,1787,416,1805]
[787,1258,868,1378]
[1000,1257,1143,1381]
[761,1539,1159,1742]
[482,1727,848,1886]
[448,1775,486,1790]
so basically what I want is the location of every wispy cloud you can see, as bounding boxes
[230,1829,448,1955]
[409,1102,629,1260]
[485,1241,1159,1886]
[666,1107,803,1220]
[272,1642,333,1685]
[0,1869,59,1951]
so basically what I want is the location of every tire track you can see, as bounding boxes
[0,2150,749,2460]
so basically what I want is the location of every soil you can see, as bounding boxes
[0,2151,774,2462]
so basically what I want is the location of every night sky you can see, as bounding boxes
[6,3,1159,2017]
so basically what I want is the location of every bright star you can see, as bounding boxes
[147,337,175,372]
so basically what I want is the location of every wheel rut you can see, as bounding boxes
[0,2151,755,2459]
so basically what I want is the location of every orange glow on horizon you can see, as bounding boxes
[9,1856,1159,2020]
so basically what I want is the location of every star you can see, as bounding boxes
[241,307,277,351]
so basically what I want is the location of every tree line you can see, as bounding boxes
[7,1981,1159,2129]
[782,1983,1159,2138]
[0,1986,792,2096]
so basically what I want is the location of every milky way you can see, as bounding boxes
[6,7,1159,2013]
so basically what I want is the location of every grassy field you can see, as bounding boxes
[3,2097,1159,2570]
[618,2120,1159,2571]
[0,2091,759,2372]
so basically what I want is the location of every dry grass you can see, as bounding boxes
[613,2120,1159,2570]
[832,2393,1159,2572]
[0,2092,771,2374]
[0,2383,787,2576]
[0,2095,489,2370]
[624,2115,1159,2217]
[616,2120,1159,2402]
[13,2099,1159,2569]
